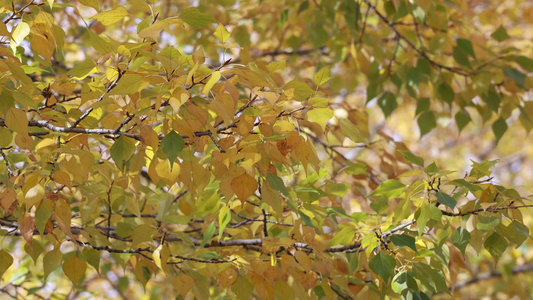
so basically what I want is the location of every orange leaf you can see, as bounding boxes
[20,214,35,248]
[230,173,258,201]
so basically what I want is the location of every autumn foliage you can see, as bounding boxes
[1,0,533,299]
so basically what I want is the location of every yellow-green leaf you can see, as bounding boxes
[180,7,218,29]
[91,6,128,26]
[307,108,333,131]
[339,118,368,144]
[63,256,87,285]
[0,250,13,279]
[77,0,99,11]
[6,107,28,135]
[109,74,145,95]
[313,67,331,86]
[67,59,97,79]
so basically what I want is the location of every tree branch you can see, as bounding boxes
[452,263,533,291]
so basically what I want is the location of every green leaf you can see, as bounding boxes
[339,118,368,144]
[455,109,471,132]
[492,117,507,144]
[491,25,510,42]
[412,262,449,294]
[416,97,430,116]
[201,221,216,247]
[504,68,525,88]
[484,232,508,264]
[453,46,471,68]
[378,92,398,118]
[310,23,328,48]
[109,136,135,170]
[35,200,53,234]
[43,248,62,280]
[451,227,470,256]
[369,252,396,282]
[369,179,406,199]
[82,247,100,273]
[417,111,436,137]
[424,162,439,175]
[392,271,419,294]
[313,67,331,86]
[298,210,319,230]
[161,130,185,168]
[513,56,533,72]
[436,192,457,209]
[180,7,218,29]
[266,173,290,198]
[477,216,500,232]
[389,234,417,253]
[416,203,430,236]
[437,82,454,104]
[481,88,500,112]
[457,38,476,58]
[506,220,531,247]
[370,196,388,213]
[398,150,424,166]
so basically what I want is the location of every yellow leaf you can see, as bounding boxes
[169,88,190,113]
[35,138,57,152]
[62,256,87,285]
[138,20,169,40]
[210,93,235,125]
[231,173,258,201]
[214,24,230,43]
[202,71,221,95]
[6,107,28,136]
[11,22,30,52]
[91,6,128,26]
[273,120,295,135]
[25,184,45,208]
[30,23,55,62]
[155,159,181,185]
[152,245,170,272]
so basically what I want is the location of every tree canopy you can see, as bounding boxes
[1,0,533,299]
